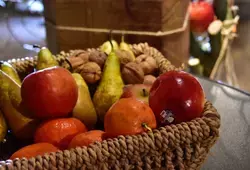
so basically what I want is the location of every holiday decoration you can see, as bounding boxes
[189,0,239,87]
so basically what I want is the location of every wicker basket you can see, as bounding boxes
[0,43,220,170]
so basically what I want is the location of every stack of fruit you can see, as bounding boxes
[0,38,206,160]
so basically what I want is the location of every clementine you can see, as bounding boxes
[34,118,87,149]
[104,98,157,138]
[68,130,105,149]
[10,143,58,160]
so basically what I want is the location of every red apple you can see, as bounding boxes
[120,84,151,104]
[149,71,205,126]
[189,1,215,33]
[21,67,78,119]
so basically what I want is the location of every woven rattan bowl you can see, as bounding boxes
[0,43,220,170]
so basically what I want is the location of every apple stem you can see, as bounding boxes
[142,88,148,97]
[141,123,152,132]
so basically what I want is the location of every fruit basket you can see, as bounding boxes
[0,42,220,170]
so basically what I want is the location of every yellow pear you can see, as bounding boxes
[0,70,39,140]
[36,47,58,70]
[100,40,119,55]
[0,61,21,85]
[93,44,124,121]
[72,73,97,130]
[119,35,135,61]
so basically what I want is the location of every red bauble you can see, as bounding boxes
[189,1,215,33]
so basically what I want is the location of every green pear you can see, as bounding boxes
[119,35,135,61]
[93,45,124,121]
[71,73,97,130]
[0,110,7,142]
[100,40,119,55]
[36,47,59,70]
[0,61,21,85]
[0,70,39,140]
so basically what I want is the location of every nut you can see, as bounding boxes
[77,52,89,64]
[135,54,158,75]
[122,62,144,84]
[89,50,107,68]
[67,57,86,72]
[80,62,102,84]
[67,50,89,72]
[70,50,89,63]
[115,49,134,66]
[143,75,157,85]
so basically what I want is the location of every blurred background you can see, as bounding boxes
[0,0,249,93]
[0,0,45,58]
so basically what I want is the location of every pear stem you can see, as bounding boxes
[141,123,152,132]
[64,58,73,72]
[33,44,41,49]
[108,30,114,50]
[121,34,125,43]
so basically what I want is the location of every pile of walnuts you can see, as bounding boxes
[67,48,159,85]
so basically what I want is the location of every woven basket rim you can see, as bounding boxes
[2,100,219,167]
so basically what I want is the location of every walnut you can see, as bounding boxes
[135,54,158,75]
[70,50,89,63]
[122,62,144,84]
[67,50,89,72]
[77,52,89,64]
[143,75,157,85]
[89,50,107,68]
[80,62,102,84]
[115,49,134,66]
[67,57,85,72]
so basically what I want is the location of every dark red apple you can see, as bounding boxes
[189,1,215,33]
[120,84,151,104]
[149,71,205,125]
[21,67,78,119]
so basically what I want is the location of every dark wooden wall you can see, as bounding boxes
[235,0,250,20]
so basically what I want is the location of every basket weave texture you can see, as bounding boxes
[0,43,220,170]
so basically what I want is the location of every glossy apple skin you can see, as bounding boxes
[149,71,205,125]
[189,1,214,33]
[21,67,78,119]
[121,84,151,104]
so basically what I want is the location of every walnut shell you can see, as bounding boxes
[135,54,158,75]
[143,75,157,85]
[115,49,134,66]
[80,62,101,84]
[67,57,82,71]
[122,62,144,84]
[67,50,89,72]
[77,52,89,64]
[89,50,107,68]
[70,50,89,63]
